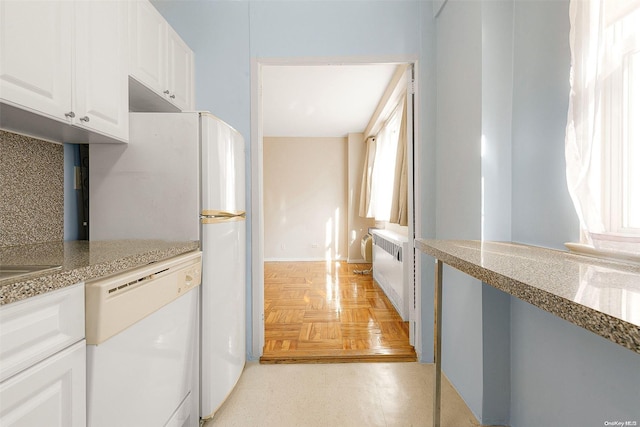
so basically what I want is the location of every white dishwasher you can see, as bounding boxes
[85,251,201,427]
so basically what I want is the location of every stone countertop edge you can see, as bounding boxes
[415,239,640,355]
[0,240,200,306]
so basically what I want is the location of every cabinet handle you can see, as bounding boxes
[164,90,170,94]
[80,116,90,122]
[170,94,176,99]
[65,111,76,118]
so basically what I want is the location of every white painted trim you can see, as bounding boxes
[250,59,264,360]
[364,64,409,138]
[411,61,422,361]
[405,64,417,350]
[347,259,370,264]
[565,242,640,265]
[250,55,420,361]
[254,55,418,67]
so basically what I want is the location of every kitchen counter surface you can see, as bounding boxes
[0,240,200,306]
[415,239,640,354]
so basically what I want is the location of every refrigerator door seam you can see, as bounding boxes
[200,216,246,224]
[201,210,246,217]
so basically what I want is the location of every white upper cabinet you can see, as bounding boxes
[0,1,73,121]
[129,0,194,112]
[0,0,193,142]
[129,0,167,95]
[0,0,129,143]
[74,0,129,141]
[167,26,194,111]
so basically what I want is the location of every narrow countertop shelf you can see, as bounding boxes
[0,240,200,306]
[415,239,640,354]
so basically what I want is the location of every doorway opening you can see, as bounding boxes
[250,57,422,362]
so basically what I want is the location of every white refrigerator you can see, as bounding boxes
[90,112,246,421]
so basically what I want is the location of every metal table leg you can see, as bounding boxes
[434,259,443,427]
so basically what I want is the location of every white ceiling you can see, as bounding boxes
[262,64,398,138]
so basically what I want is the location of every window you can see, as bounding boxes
[367,102,404,222]
[565,0,640,255]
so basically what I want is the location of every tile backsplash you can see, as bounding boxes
[1,130,63,247]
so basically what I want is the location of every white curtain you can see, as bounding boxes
[390,95,408,226]
[360,103,404,221]
[565,0,640,252]
[359,136,376,218]
[359,102,405,222]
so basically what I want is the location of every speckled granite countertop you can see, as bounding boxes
[0,240,200,306]
[415,239,640,354]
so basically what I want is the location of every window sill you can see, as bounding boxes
[564,242,640,266]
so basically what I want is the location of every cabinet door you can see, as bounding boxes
[0,340,86,427]
[167,27,194,111]
[0,283,85,383]
[129,0,167,95]
[74,0,128,141]
[0,1,72,121]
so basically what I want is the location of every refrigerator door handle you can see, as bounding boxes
[201,209,246,218]
[200,210,246,224]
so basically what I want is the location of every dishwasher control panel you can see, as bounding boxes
[85,251,202,345]
[178,263,201,295]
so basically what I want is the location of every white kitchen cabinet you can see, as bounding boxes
[74,0,129,141]
[129,0,194,112]
[0,283,85,382]
[0,1,73,121]
[0,341,86,427]
[0,283,86,427]
[129,0,167,96]
[0,0,128,144]
[167,26,194,111]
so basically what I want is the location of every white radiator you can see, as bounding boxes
[371,229,409,321]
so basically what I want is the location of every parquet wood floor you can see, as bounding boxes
[260,261,416,364]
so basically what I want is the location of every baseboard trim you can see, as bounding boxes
[347,258,371,264]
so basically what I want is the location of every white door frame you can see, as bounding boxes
[250,55,422,360]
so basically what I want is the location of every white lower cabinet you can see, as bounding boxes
[0,283,86,427]
[0,340,86,427]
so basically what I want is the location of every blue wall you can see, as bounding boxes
[152,1,640,425]
[151,1,255,355]
[249,1,419,58]
[509,1,640,425]
[434,0,484,418]
[480,1,515,423]
[511,0,577,249]
[151,0,423,361]
[431,0,640,425]
[511,299,640,427]
[433,0,513,422]
[417,0,437,364]
[149,1,251,138]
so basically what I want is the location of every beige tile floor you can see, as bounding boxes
[204,361,480,427]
